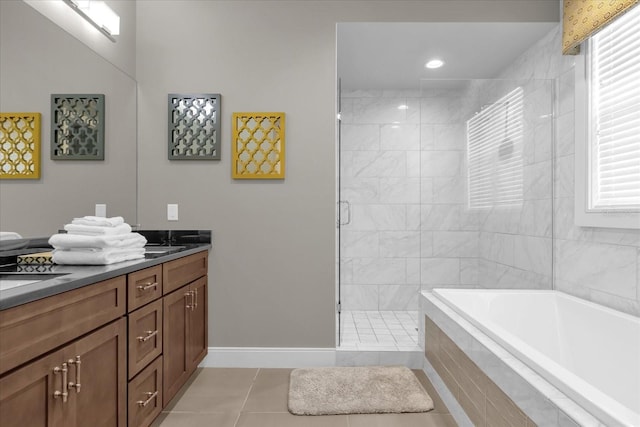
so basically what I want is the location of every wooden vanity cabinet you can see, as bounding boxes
[162,252,208,407]
[0,249,208,427]
[0,318,127,427]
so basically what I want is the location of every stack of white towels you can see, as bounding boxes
[49,216,147,265]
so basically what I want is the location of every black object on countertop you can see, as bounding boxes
[138,230,211,246]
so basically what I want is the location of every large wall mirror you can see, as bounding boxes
[0,0,137,238]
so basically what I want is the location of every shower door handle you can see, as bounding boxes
[338,201,351,226]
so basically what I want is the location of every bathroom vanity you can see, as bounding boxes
[0,243,210,427]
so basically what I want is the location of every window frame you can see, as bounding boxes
[574,29,640,230]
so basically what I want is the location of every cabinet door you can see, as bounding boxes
[0,347,66,427]
[71,318,127,427]
[162,288,190,407]
[187,277,208,371]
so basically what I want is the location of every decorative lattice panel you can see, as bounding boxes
[0,113,41,179]
[232,112,285,179]
[51,94,105,160]
[168,94,221,160]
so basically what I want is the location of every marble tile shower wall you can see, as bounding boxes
[340,90,422,311]
[340,24,640,316]
[543,28,640,316]
[418,86,479,293]
[487,24,640,315]
[464,77,555,291]
[340,88,475,311]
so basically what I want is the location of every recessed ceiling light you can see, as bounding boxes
[397,104,409,110]
[425,59,444,69]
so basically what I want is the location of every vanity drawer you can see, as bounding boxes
[128,265,162,312]
[128,356,163,427]
[163,251,207,294]
[0,276,126,375]
[128,299,163,379]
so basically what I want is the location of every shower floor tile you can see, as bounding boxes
[339,310,420,351]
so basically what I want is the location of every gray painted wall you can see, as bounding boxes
[136,1,560,348]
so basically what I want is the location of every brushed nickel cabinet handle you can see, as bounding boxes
[137,390,158,407]
[53,363,69,402]
[137,282,158,292]
[137,330,158,342]
[68,356,81,393]
[193,288,198,309]
[185,291,193,310]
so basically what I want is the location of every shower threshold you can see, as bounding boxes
[339,310,420,351]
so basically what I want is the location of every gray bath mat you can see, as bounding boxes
[288,366,434,415]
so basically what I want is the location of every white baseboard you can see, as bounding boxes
[200,347,425,369]
[201,347,337,368]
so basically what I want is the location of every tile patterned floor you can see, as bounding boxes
[152,368,457,427]
[339,310,420,351]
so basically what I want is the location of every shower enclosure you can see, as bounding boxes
[337,78,555,349]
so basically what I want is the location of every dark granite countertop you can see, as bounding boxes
[0,230,212,311]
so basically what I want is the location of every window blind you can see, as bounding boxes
[467,87,524,209]
[590,4,640,210]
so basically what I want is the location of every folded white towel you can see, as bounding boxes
[52,247,145,265]
[48,233,147,250]
[71,216,125,227]
[64,223,132,236]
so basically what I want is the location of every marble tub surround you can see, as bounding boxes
[425,315,536,427]
[429,289,640,426]
[421,291,606,427]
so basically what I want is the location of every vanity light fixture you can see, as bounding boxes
[397,104,409,110]
[425,59,444,69]
[63,0,120,42]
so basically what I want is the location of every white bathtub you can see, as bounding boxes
[431,289,640,427]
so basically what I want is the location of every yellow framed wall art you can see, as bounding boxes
[232,112,285,179]
[0,112,41,179]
